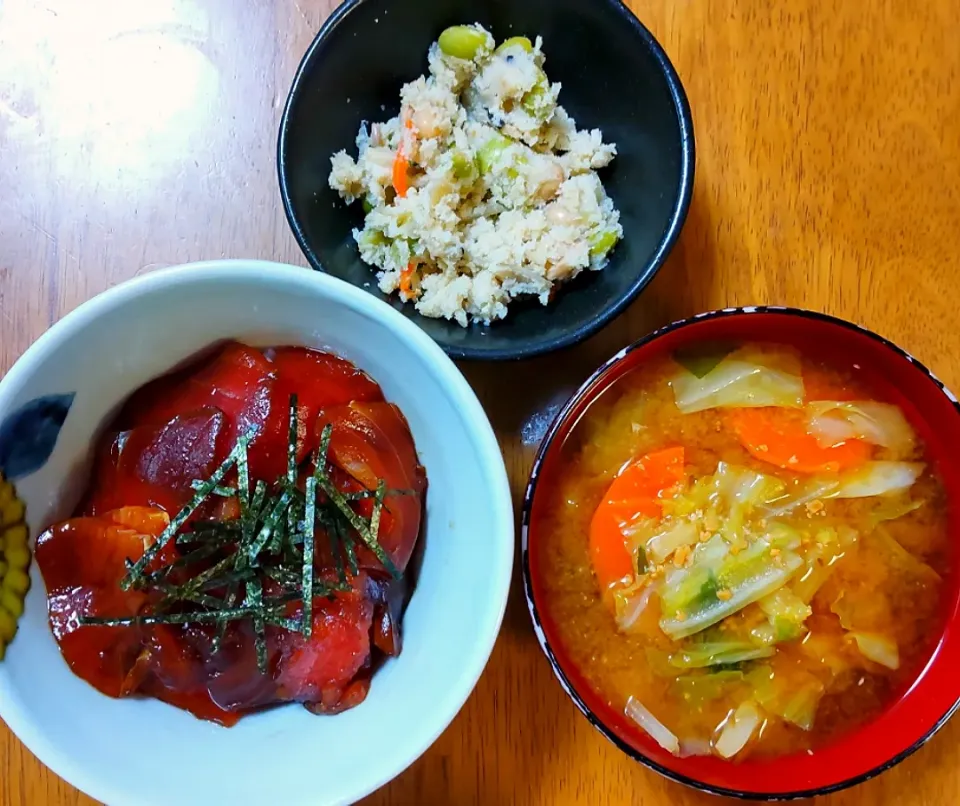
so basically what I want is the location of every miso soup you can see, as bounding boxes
[536,342,949,760]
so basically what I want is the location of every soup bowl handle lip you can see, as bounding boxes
[520,304,960,800]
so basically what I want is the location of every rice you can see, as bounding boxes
[328,24,622,327]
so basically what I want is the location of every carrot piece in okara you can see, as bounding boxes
[399,262,417,299]
[392,152,410,197]
[392,119,415,198]
[589,447,685,593]
[727,407,871,474]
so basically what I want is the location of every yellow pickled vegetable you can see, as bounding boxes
[1,496,24,527]
[3,569,29,596]
[1,588,23,620]
[0,471,29,659]
[5,545,29,570]
[0,608,15,643]
[3,523,27,548]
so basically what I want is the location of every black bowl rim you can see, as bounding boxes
[520,305,960,800]
[277,0,696,361]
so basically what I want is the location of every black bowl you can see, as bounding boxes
[278,0,695,360]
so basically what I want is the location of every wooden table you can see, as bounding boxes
[1,0,958,803]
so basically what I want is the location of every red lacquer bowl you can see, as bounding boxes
[522,307,960,798]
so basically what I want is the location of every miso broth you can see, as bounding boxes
[536,342,949,760]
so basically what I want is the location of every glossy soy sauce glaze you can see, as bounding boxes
[34,342,426,725]
[534,343,949,761]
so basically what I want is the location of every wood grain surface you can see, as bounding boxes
[1,0,959,804]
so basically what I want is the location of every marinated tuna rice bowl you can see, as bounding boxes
[328,23,623,327]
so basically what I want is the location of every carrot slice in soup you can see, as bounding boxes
[727,407,871,474]
[589,447,685,592]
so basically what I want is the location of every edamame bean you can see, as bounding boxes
[496,36,534,54]
[451,152,477,180]
[522,73,551,118]
[477,132,512,175]
[589,229,620,259]
[522,86,545,115]
[438,26,488,60]
[359,229,390,249]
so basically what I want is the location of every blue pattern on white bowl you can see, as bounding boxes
[0,394,75,482]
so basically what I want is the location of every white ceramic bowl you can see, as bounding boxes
[0,260,514,806]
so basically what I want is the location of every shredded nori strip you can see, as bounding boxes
[88,395,409,667]
[121,432,254,590]
[302,476,317,637]
[247,488,293,561]
[370,479,387,544]
[176,523,241,545]
[316,473,400,579]
[340,518,359,577]
[212,581,240,654]
[344,487,417,501]
[246,576,267,673]
[287,393,299,487]
[82,606,273,628]
[195,566,256,593]
[154,584,226,611]
[237,435,251,520]
[190,481,237,498]
[317,422,333,469]
[264,564,300,589]
[249,480,267,530]
[146,541,225,581]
